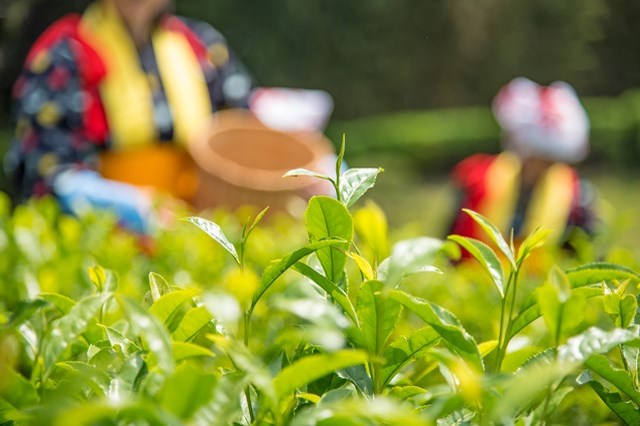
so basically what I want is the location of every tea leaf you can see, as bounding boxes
[381,327,441,388]
[462,209,515,269]
[119,297,174,374]
[380,237,443,286]
[55,361,111,397]
[356,281,402,356]
[584,354,640,405]
[339,168,384,208]
[283,168,332,181]
[0,368,38,409]
[336,365,374,395]
[171,342,216,363]
[291,261,358,325]
[349,251,375,281]
[516,228,550,266]
[192,375,247,426]
[149,289,198,326]
[171,306,214,342]
[389,290,482,370]
[41,292,112,374]
[149,272,171,303]
[354,201,389,261]
[182,217,239,265]
[305,196,354,283]
[448,235,504,298]
[40,292,76,314]
[5,298,48,329]
[580,373,640,425]
[509,286,602,339]
[566,262,640,288]
[49,400,182,426]
[159,363,218,420]
[250,239,344,314]
[603,293,637,328]
[558,327,640,364]
[273,350,368,400]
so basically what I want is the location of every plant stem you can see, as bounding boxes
[494,270,515,372]
[242,311,255,423]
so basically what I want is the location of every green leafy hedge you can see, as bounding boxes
[2,148,640,424]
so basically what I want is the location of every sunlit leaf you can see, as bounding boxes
[41,292,111,375]
[0,368,37,410]
[149,289,198,326]
[584,354,640,406]
[119,297,174,374]
[149,272,171,303]
[339,167,384,208]
[354,201,389,261]
[380,327,441,387]
[579,372,640,425]
[292,262,358,325]
[389,290,482,370]
[250,239,344,314]
[349,251,375,281]
[55,361,111,397]
[380,237,443,286]
[516,228,550,266]
[283,168,332,181]
[356,281,402,356]
[182,216,239,264]
[566,262,640,289]
[39,292,76,314]
[448,235,504,298]
[603,293,637,329]
[462,209,515,268]
[159,363,218,420]
[273,350,368,400]
[171,306,213,342]
[171,342,216,363]
[305,196,354,283]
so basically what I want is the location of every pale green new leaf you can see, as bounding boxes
[149,272,171,303]
[389,290,482,370]
[558,327,640,364]
[39,292,76,314]
[171,342,216,363]
[339,167,384,208]
[305,196,354,283]
[516,227,550,266]
[603,293,637,329]
[250,238,344,314]
[283,168,332,181]
[149,289,198,326]
[171,306,213,342]
[87,265,116,293]
[273,350,368,400]
[182,216,239,264]
[41,292,111,374]
[448,235,504,298]
[566,262,640,289]
[462,208,515,268]
[119,297,174,374]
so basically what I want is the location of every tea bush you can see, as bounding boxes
[1,142,640,425]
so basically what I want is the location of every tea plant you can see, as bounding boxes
[1,139,640,424]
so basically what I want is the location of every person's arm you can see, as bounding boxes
[4,37,152,233]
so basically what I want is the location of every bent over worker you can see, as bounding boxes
[4,0,254,233]
[449,77,596,246]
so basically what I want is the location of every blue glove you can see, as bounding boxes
[53,169,151,234]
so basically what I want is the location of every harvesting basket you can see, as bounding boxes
[188,109,335,212]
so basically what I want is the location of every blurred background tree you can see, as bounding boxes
[1,0,637,120]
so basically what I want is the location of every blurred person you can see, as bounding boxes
[449,77,596,247]
[3,0,255,233]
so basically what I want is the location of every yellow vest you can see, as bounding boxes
[78,2,212,200]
